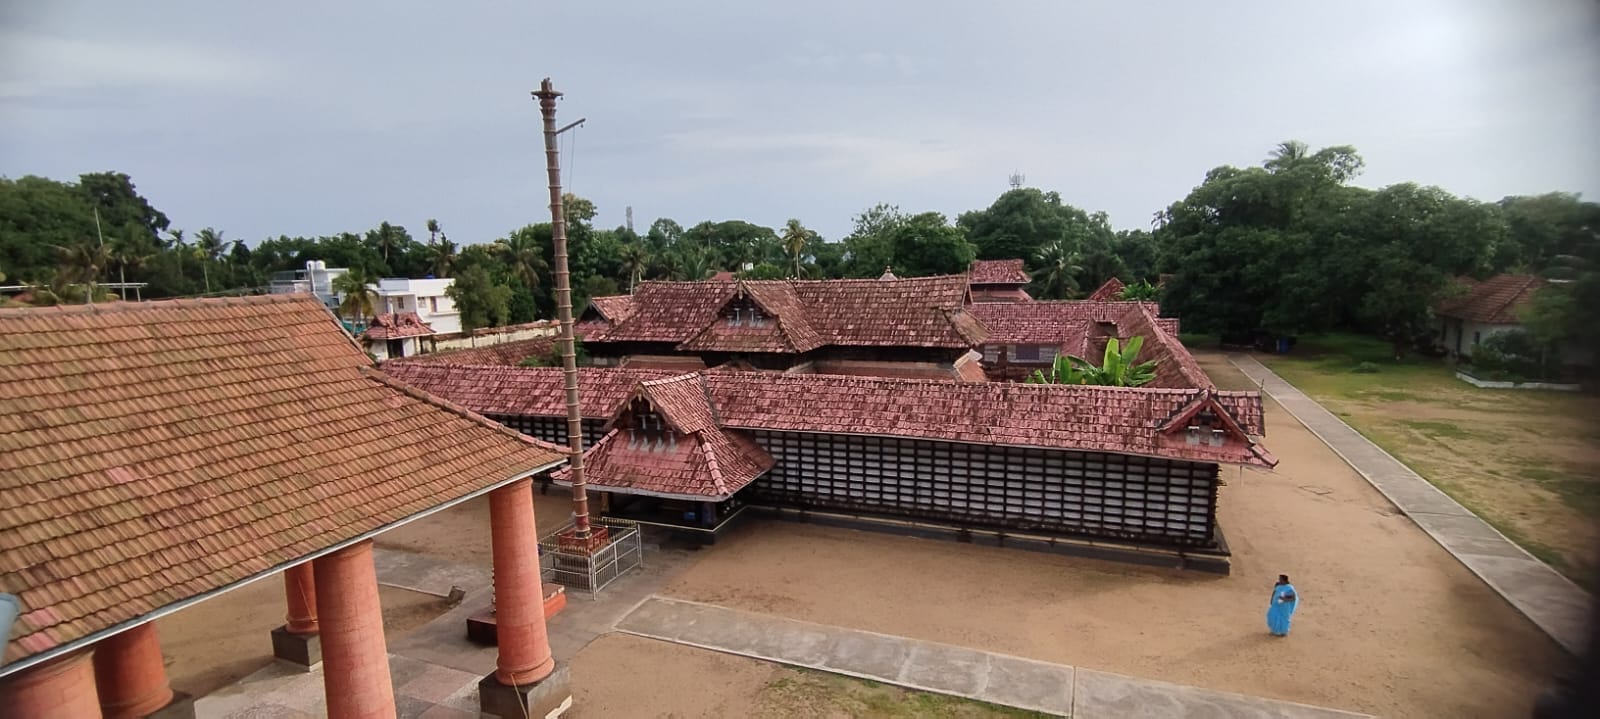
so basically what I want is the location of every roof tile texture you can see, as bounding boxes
[1435,274,1543,324]
[969,259,1030,285]
[363,312,434,339]
[0,296,565,667]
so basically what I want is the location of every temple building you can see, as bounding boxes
[0,295,571,719]
[967,259,1034,303]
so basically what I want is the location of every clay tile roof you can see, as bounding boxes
[382,363,676,417]
[389,336,557,367]
[591,275,983,351]
[1435,274,1543,324]
[588,295,636,323]
[1113,304,1212,390]
[969,259,1030,285]
[0,295,565,672]
[709,271,737,282]
[363,311,435,339]
[970,287,1034,303]
[702,372,1271,467]
[637,374,719,434]
[878,266,899,280]
[1086,278,1126,301]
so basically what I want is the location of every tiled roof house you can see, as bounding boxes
[0,295,566,677]
[1433,274,1549,360]
[968,259,1033,303]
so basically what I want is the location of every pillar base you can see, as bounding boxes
[466,585,568,645]
[270,625,321,669]
[146,690,197,719]
[478,664,572,719]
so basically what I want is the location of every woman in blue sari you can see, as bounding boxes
[1267,574,1299,636]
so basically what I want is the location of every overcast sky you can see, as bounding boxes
[2,1,1597,245]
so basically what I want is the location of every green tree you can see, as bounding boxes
[332,270,377,325]
[881,212,976,277]
[1117,281,1160,301]
[780,219,818,279]
[618,242,650,291]
[841,203,905,277]
[1026,337,1159,387]
[446,265,513,330]
[425,238,458,278]
[493,226,549,291]
[425,218,441,246]
[1033,239,1083,299]
[740,262,788,280]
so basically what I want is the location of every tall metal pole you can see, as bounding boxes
[532,78,592,538]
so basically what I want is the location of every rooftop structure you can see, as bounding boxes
[0,294,568,716]
[1085,277,1127,301]
[968,259,1033,303]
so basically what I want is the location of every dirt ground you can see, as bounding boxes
[1263,351,1600,583]
[376,488,579,568]
[655,353,1570,719]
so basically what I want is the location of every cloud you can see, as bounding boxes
[0,31,273,101]
[665,130,977,182]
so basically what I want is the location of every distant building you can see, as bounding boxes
[357,278,461,361]
[268,260,347,312]
[1435,274,1591,368]
[968,259,1033,303]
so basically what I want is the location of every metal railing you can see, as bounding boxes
[538,517,644,598]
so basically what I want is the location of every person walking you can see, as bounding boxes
[1267,574,1299,637]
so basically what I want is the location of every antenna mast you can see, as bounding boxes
[1008,171,1026,190]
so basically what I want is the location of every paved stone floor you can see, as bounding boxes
[1230,354,1592,656]
[616,595,1373,718]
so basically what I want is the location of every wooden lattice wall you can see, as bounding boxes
[493,415,607,448]
[747,430,1220,547]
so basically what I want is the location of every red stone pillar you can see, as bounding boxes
[284,563,318,634]
[489,478,556,685]
[0,650,102,719]
[93,622,174,719]
[313,540,395,719]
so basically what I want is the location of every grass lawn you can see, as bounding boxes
[758,668,1051,718]
[1247,333,1600,586]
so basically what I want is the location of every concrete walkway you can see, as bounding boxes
[616,595,1371,718]
[1229,354,1592,656]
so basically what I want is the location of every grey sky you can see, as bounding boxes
[3,1,1597,246]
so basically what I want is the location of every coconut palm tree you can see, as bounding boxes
[425,238,458,278]
[332,270,378,326]
[780,219,816,279]
[108,234,154,299]
[617,243,650,292]
[193,228,227,293]
[492,229,548,290]
[1033,239,1083,299]
[425,218,441,246]
[368,222,405,264]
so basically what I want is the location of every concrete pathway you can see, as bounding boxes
[1229,354,1591,656]
[616,595,1372,719]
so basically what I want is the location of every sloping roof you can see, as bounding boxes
[589,295,636,323]
[705,372,1269,466]
[390,337,557,367]
[969,259,1030,285]
[1112,304,1213,390]
[363,311,434,340]
[590,276,984,351]
[1435,274,1543,324]
[401,365,1272,469]
[970,287,1034,303]
[1086,278,1126,301]
[381,362,677,418]
[0,295,565,672]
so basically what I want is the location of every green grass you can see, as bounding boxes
[760,667,1051,718]
[1397,420,1475,441]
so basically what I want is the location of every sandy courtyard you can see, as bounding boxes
[151,353,1572,717]
[654,354,1570,718]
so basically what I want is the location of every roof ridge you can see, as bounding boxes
[698,434,728,496]
[0,292,313,318]
[361,366,567,455]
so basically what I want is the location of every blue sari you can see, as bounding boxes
[1267,583,1298,636]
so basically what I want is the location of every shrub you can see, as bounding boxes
[1470,329,1558,381]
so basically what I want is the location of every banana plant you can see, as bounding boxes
[1025,336,1160,387]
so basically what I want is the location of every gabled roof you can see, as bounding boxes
[1086,278,1126,301]
[398,365,1273,471]
[969,259,1030,285]
[1435,274,1543,324]
[588,295,636,323]
[1112,303,1213,390]
[363,311,434,339]
[0,295,565,673]
[590,275,984,351]
[555,373,773,500]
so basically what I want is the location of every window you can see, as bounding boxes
[1473,331,1481,346]
[1014,345,1041,362]
[429,296,439,313]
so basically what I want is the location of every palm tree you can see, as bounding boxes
[50,241,112,303]
[332,270,378,326]
[1265,140,1309,173]
[671,246,712,281]
[780,219,816,279]
[108,234,153,299]
[492,230,548,290]
[425,238,458,278]
[617,243,650,292]
[193,228,227,293]
[1034,239,1083,299]
[425,218,441,246]
[368,222,404,263]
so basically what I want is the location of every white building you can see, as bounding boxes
[269,261,347,313]
[372,278,461,335]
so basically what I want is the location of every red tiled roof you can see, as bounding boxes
[0,296,565,671]
[704,372,1269,467]
[363,311,434,339]
[622,355,710,371]
[709,271,737,282]
[401,365,1272,470]
[588,295,636,323]
[969,259,1030,285]
[1434,274,1543,324]
[391,337,557,367]
[1112,304,1212,390]
[553,374,773,500]
[970,287,1034,303]
[1086,278,1126,301]
[380,362,674,418]
[591,276,984,351]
